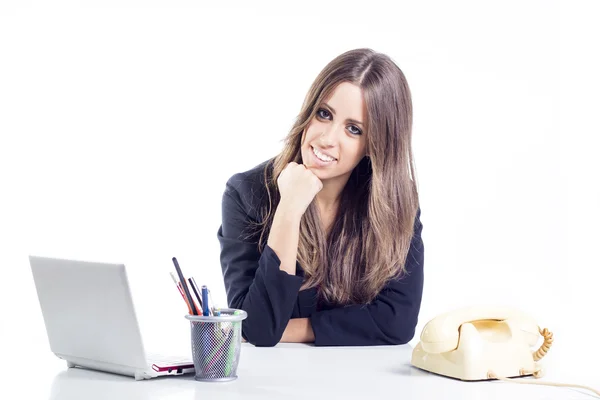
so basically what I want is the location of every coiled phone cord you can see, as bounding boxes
[487,326,600,397]
[532,327,553,362]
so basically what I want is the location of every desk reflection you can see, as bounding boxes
[48,368,196,400]
[39,342,600,400]
[46,343,428,400]
[47,367,280,400]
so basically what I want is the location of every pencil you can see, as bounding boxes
[170,272,192,314]
[172,257,199,315]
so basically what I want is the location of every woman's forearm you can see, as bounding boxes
[267,202,302,275]
[280,318,315,343]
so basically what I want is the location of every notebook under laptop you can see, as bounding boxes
[29,255,194,380]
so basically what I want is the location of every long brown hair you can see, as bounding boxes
[256,48,419,305]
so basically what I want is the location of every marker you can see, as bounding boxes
[172,257,198,316]
[201,285,210,316]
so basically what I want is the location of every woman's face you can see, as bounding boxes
[300,82,368,184]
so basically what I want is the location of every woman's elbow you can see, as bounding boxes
[383,319,418,345]
[234,298,284,347]
[388,330,415,345]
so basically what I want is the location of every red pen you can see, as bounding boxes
[170,272,193,314]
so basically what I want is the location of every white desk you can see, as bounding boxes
[4,343,598,399]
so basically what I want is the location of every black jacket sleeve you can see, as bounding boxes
[218,174,303,347]
[309,210,425,346]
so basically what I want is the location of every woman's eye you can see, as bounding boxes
[316,108,362,135]
[348,125,362,135]
[317,108,331,119]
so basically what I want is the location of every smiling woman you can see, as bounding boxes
[217,48,424,347]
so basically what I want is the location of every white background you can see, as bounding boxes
[1,0,598,391]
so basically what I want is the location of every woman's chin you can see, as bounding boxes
[308,168,334,181]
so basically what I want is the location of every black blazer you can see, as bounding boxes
[217,160,425,347]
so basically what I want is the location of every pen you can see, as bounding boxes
[172,257,199,315]
[201,285,210,316]
[170,272,192,314]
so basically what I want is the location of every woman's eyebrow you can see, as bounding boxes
[323,103,364,126]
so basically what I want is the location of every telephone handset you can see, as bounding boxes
[411,306,553,381]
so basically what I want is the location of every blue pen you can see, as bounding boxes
[201,285,210,316]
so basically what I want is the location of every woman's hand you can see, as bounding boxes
[267,162,322,276]
[277,162,323,217]
[280,318,315,343]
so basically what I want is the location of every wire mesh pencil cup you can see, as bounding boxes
[185,309,247,382]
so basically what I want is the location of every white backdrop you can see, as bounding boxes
[1,0,598,376]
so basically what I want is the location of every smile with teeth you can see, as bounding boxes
[312,146,337,162]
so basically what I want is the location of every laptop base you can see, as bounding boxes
[59,353,194,381]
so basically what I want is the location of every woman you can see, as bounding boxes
[217,48,424,347]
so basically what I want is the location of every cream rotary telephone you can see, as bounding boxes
[411,306,599,396]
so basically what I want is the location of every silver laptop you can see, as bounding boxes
[29,255,195,380]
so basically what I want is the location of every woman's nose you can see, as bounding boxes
[319,125,340,147]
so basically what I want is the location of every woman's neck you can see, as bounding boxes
[315,178,348,236]
[315,169,353,209]
[315,180,344,213]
